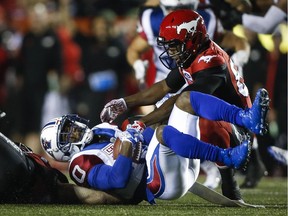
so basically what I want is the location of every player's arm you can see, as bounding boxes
[242,0,287,34]
[139,67,226,126]
[138,69,187,126]
[218,31,250,67]
[127,35,151,67]
[127,35,151,83]
[87,141,133,190]
[100,69,180,123]
[125,79,171,107]
[218,31,250,53]
[56,182,125,204]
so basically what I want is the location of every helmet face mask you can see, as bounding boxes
[40,114,92,162]
[158,37,192,69]
[157,9,208,69]
[58,116,88,152]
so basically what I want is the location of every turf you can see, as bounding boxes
[0,176,287,216]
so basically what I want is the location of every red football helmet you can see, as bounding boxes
[157,9,208,69]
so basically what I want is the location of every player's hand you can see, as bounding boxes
[100,98,127,123]
[126,120,146,133]
[119,128,144,162]
[133,59,149,82]
[119,128,144,144]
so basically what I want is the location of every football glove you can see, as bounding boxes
[118,128,144,162]
[126,120,146,133]
[100,98,127,123]
[133,59,149,82]
[119,128,144,144]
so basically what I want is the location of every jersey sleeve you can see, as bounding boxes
[69,153,133,190]
[69,154,103,187]
[87,155,133,190]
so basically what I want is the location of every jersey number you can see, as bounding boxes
[71,165,86,184]
[230,59,249,97]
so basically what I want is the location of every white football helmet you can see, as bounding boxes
[160,0,199,11]
[40,114,93,162]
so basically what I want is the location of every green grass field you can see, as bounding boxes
[0,175,287,216]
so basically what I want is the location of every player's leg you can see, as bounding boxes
[145,131,200,200]
[156,125,251,170]
[197,113,248,201]
[175,88,269,135]
[199,119,229,190]
[0,132,34,203]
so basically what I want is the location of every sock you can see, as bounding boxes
[189,91,244,127]
[162,125,223,162]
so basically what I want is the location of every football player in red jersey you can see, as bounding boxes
[100,9,269,201]
[127,0,253,190]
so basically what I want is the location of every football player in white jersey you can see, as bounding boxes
[41,90,268,204]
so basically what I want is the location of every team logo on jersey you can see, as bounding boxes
[176,17,201,35]
[182,70,193,84]
[198,55,217,63]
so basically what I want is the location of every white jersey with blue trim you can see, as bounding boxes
[69,124,147,201]
[138,6,169,82]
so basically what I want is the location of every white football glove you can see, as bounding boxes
[100,98,127,123]
[119,128,144,144]
[133,59,149,82]
[118,128,144,162]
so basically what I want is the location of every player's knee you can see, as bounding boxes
[156,125,165,145]
[175,92,195,114]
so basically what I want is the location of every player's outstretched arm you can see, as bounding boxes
[56,183,126,204]
[242,4,287,34]
[100,80,170,123]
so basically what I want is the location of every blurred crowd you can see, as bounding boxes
[0,0,286,177]
[0,0,143,153]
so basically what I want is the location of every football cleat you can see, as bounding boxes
[220,140,251,169]
[239,88,270,135]
[220,168,243,201]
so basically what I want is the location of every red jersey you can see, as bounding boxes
[166,40,252,109]
[165,40,252,150]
